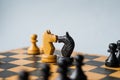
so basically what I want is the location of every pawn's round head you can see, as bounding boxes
[109,43,117,51]
[58,57,68,67]
[31,34,37,40]
[19,70,29,80]
[75,55,84,63]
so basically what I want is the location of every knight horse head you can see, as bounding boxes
[43,30,57,42]
[40,30,58,55]
[58,32,75,57]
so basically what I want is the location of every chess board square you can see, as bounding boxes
[29,75,39,80]
[1,57,19,63]
[85,72,106,80]
[83,65,97,72]
[0,78,2,80]
[0,55,6,58]
[70,64,97,72]
[9,54,32,59]
[24,62,41,68]
[0,52,17,57]
[0,68,4,72]
[0,63,18,69]
[30,69,43,76]
[5,75,18,80]
[5,74,39,80]
[89,67,116,75]
[85,61,104,66]
[8,66,36,73]
[102,76,120,80]
[0,70,17,78]
[109,71,120,78]
[9,59,34,66]
[83,59,90,62]
[93,56,107,62]
[84,54,100,60]
[24,56,41,61]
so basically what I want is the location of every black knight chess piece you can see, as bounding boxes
[70,55,87,80]
[105,43,119,67]
[58,32,75,65]
[116,40,120,64]
[58,32,75,57]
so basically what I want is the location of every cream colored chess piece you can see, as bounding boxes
[27,34,40,55]
[40,30,57,63]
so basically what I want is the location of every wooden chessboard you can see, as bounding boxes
[0,48,120,80]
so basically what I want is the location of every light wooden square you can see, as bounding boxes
[110,71,120,78]
[9,59,33,65]
[85,72,106,80]
[8,66,36,73]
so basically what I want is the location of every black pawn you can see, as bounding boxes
[18,70,29,80]
[70,55,87,80]
[41,63,50,80]
[105,43,119,67]
[57,58,70,80]
[57,57,73,66]
[116,40,120,64]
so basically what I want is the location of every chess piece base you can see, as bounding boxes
[105,61,119,67]
[27,49,40,55]
[105,54,119,67]
[41,54,57,63]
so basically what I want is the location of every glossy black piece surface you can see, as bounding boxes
[58,32,75,57]
[57,57,70,80]
[116,40,120,64]
[70,55,87,80]
[57,57,73,66]
[105,43,119,67]
[41,63,50,80]
[18,70,29,80]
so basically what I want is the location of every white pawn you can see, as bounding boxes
[27,34,40,55]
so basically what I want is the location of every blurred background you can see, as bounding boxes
[0,0,120,55]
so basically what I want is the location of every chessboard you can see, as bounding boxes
[0,48,120,80]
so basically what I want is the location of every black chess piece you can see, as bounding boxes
[105,43,119,67]
[70,55,87,80]
[57,57,70,80]
[57,57,73,66]
[58,32,75,57]
[116,40,120,64]
[41,63,50,80]
[18,70,29,80]
[58,32,75,65]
